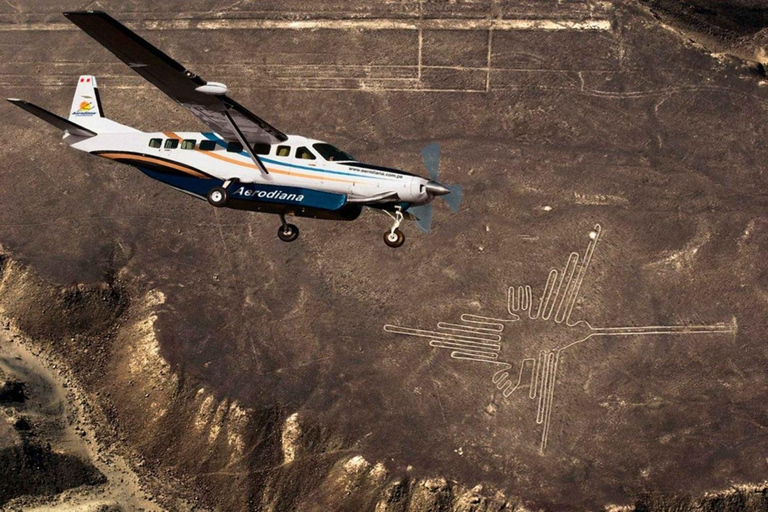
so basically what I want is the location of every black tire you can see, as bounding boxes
[383,228,405,248]
[207,186,228,207]
[278,223,300,242]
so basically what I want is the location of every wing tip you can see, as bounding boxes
[63,10,108,16]
[63,10,110,22]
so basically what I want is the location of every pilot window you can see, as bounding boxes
[164,139,179,149]
[148,138,162,148]
[226,142,243,153]
[312,143,354,162]
[199,140,217,151]
[295,147,316,160]
[181,140,196,150]
[276,145,290,157]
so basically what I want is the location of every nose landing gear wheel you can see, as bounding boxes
[382,206,406,248]
[384,228,405,248]
[207,186,228,207]
[278,223,300,242]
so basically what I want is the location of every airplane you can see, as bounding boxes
[7,11,462,248]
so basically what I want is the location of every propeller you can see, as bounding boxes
[408,143,463,232]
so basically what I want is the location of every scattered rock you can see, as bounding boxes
[0,380,26,403]
[13,417,31,431]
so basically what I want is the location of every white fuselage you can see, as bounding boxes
[66,130,432,205]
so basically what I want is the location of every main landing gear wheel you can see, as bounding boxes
[207,186,228,207]
[278,224,299,242]
[384,228,405,248]
[277,214,299,242]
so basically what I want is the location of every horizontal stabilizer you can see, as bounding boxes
[8,99,97,137]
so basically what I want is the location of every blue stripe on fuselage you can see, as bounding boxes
[136,166,347,211]
[137,166,219,198]
[200,133,387,181]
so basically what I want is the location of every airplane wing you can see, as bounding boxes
[63,11,287,146]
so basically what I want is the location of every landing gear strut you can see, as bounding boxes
[383,207,405,248]
[278,214,299,242]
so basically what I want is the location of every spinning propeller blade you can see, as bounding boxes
[411,142,462,232]
[408,204,433,233]
[421,143,441,181]
[444,184,463,213]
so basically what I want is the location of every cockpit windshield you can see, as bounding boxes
[312,143,355,162]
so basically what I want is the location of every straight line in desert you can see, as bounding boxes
[0,18,611,32]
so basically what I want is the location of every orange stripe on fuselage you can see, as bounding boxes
[162,132,353,184]
[98,152,209,179]
[195,147,353,184]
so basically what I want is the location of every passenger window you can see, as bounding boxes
[148,138,162,148]
[295,147,316,160]
[199,140,217,151]
[164,139,179,149]
[226,142,243,153]
[181,139,196,150]
[276,145,290,157]
[253,143,270,155]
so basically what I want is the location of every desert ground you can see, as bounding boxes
[1,1,767,510]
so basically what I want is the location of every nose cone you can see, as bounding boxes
[425,180,450,197]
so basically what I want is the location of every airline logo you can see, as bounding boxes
[233,186,305,203]
[228,184,345,210]
[72,100,96,116]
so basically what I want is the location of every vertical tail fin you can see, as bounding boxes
[69,75,104,120]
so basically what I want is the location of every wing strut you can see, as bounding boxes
[223,109,269,175]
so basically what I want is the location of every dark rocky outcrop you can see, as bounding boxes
[0,441,105,507]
